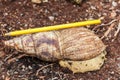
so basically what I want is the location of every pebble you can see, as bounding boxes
[8,27,12,30]
[17,22,21,24]
[28,65,32,70]
[109,71,114,75]
[22,65,25,71]
[48,16,54,21]
[107,77,111,80]
[45,9,49,13]
[117,57,120,60]
[1,23,7,27]
[112,1,117,7]
[110,11,117,18]
[3,13,8,16]
[14,71,18,74]
[32,0,48,3]
[90,6,96,10]
[42,69,48,73]
[42,0,48,2]
[20,13,24,17]
[24,24,28,27]
[32,0,41,3]
[52,77,58,80]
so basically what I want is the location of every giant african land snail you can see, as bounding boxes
[4,27,106,73]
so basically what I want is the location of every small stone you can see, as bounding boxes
[1,23,7,27]
[112,1,117,7]
[42,0,48,2]
[48,16,54,21]
[119,1,120,4]
[22,65,25,68]
[91,6,96,10]
[20,13,24,16]
[45,9,49,13]
[22,65,25,71]
[32,0,41,3]
[52,77,58,80]
[28,65,32,70]
[8,27,12,30]
[110,11,117,18]
[2,75,5,79]
[107,77,111,80]
[17,22,21,24]
[3,13,8,16]
[117,57,120,60]
[109,71,114,75]
[24,24,28,27]
[31,0,48,3]
[42,69,47,73]
[14,71,18,74]
[72,0,82,4]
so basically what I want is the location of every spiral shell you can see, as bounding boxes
[4,27,106,62]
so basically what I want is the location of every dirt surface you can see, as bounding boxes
[0,0,120,80]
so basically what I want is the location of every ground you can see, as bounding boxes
[0,0,120,80]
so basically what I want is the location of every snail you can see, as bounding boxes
[4,27,106,73]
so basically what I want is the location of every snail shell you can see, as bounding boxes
[4,27,106,62]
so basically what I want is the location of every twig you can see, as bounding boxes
[101,23,115,39]
[92,19,118,31]
[4,53,14,61]
[114,22,120,37]
[112,21,120,41]
[7,54,27,64]
[0,28,7,37]
[5,76,10,80]
[0,40,5,51]
[36,64,53,76]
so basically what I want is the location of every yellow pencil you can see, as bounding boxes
[5,19,101,36]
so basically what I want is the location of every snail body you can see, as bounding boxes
[4,27,106,73]
[60,51,107,73]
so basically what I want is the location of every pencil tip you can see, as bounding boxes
[4,33,10,36]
